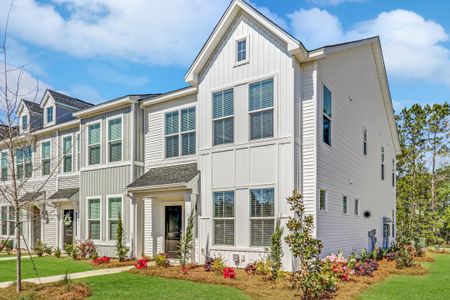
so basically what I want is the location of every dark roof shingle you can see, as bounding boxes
[20,191,45,202]
[47,90,94,110]
[127,163,199,189]
[48,188,79,200]
[23,100,42,114]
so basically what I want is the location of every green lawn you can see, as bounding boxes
[0,256,95,282]
[82,272,250,300]
[359,253,450,300]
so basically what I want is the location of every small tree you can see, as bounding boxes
[177,209,195,268]
[285,190,324,300]
[116,214,129,262]
[269,218,283,279]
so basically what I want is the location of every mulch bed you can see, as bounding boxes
[90,259,136,268]
[0,281,91,300]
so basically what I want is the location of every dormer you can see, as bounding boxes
[17,100,43,132]
[41,92,56,127]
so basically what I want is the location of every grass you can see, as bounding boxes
[359,253,450,300]
[81,272,250,300]
[0,256,95,282]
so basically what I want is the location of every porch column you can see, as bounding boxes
[143,197,153,257]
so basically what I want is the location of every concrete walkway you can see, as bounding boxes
[0,255,36,261]
[0,265,134,288]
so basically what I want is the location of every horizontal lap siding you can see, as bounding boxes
[316,45,396,256]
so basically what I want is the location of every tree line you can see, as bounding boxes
[395,102,450,245]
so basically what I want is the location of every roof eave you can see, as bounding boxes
[73,97,133,118]
[125,182,189,193]
[140,86,197,108]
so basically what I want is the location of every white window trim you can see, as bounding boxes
[44,105,56,126]
[86,120,102,166]
[211,88,234,147]
[319,189,328,212]
[106,194,123,241]
[16,145,34,179]
[40,138,52,177]
[212,191,235,246]
[354,199,360,216]
[61,133,73,173]
[235,35,249,66]
[163,107,196,158]
[322,84,332,147]
[76,133,81,171]
[86,196,102,241]
[21,113,29,132]
[248,76,276,142]
[1,150,8,182]
[249,187,276,248]
[106,114,124,163]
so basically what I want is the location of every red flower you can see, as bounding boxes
[223,267,236,279]
[135,258,148,269]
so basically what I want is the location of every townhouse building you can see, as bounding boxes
[0,0,400,271]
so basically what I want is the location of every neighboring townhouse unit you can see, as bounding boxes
[0,0,400,271]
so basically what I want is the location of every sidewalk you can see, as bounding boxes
[0,265,134,288]
[0,255,36,261]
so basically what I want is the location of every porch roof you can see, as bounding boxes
[48,188,79,200]
[126,163,199,191]
[20,191,46,202]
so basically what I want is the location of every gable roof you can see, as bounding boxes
[185,0,306,84]
[22,100,42,114]
[46,90,94,110]
[126,163,199,190]
[48,188,79,200]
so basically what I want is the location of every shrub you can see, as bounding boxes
[211,256,226,273]
[353,259,379,276]
[385,251,397,261]
[244,262,256,275]
[54,247,62,258]
[321,253,350,281]
[44,245,53,256]
[155,253,170,268]
[223,267,236,279]
[284,190,330,299]
[93,256,111,265]
[269,218,284,279]
[255,258,272,278]
[359,248,368,261]
[64,243,74,256]
[204,256,214,272]
[396,246,415,269]
[177,209,195,268]
[116,215,129,262]
[135,258,148,269]
[34,242,47,257]
[1,240,13,254]
[71,245,80,260]
[78,239,96,259]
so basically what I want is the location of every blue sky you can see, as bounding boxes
[1,0,449,111]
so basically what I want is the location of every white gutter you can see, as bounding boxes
[125,182,188,193]
[140,87,197,108]
[73,97,133,118]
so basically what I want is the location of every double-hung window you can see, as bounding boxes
[354,199,360,216]
[381,147,385,180]
[236,38,247,62]
[250,188,275,247]
[16,149,23,179]
[392,159,395,187]
[63,136,72,172]
[108,118,122,162]
[41,141,51,176]
[0,206,15,236]
[343,196,348,214]
[213,191,235,245]
[108,197,122,240]
[363,128,367,155]
[213,89,234,145]
[21,115,28,131]
[88,123,101,165]
[165,111,179,158]
[249,79,274,140]
[76,133,80,170]
[46,107,53,123]
[24,146,32,178]
[319,190,327,211]
[181,107,196,156]
[15,147,31,179]
[1,152,7,181]
[323,85,332,145]
[88,198,101,240]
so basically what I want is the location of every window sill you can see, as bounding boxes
[234,60,249,68]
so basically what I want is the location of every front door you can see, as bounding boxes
[63,210,74,245]
[165,206,182,258]
[32,207,41,248]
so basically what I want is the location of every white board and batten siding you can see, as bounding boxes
[315,44,396,256]
[196,11,297,269]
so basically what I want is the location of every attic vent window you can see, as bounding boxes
[46,107,53,123]
[236,38,247,62]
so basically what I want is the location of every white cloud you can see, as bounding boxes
[249,1,288,29]
[306,0,366,6]
[87,66,150,88]
[0,0,230,66]
[68,83,103,102]
[289,8,450,86]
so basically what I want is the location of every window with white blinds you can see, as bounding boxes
[63,136,72,173]
[108,197,122,240]
[76,133,80,170]
[1,206,8,236]
[165,107,196,158]
[88,198,101,240]
[323,85,332,145]
[108,117,122,162]
[249,79,274,140]
[24,146,32,178]
[16,149,23,179]
[1,152,7,181]
[213,89,234,145]
[88,123,101,165]
[41,141,51,175]
[250,188,274,247]
[213,191,235,245]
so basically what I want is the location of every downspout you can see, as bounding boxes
[129,102,136,258]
